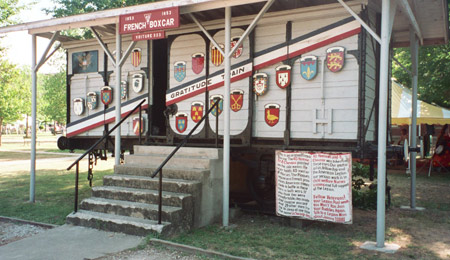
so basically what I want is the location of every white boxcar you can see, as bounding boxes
[62,2,379,160]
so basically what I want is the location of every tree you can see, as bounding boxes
[392,45,450,109]
[40,69,67,125]
[0,0,24,26]
[46,0,157,17]
[0,60,31,144]
[45,0,160,38]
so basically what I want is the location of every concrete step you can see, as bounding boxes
[91,186,193,208]
[79,198,188,225]
[124,154,211,169]
[134,145,221,160]
[66,210,171,236]
[114,164,209,181]
[103,174,202,194]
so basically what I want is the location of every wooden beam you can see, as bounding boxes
[3,0,268,35]
[397,0,423,45]
[29,17,118,35]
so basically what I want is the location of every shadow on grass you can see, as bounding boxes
[0,169,113,225]
[164,171,450,260]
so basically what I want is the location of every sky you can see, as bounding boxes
[1,0,60,73]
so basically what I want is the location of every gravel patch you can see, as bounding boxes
[0,221,49,246]
[95,245,202,260]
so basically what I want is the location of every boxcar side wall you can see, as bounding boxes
[65,37,150,139]
[62,2,382,155]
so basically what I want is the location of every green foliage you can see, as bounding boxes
[41,69,67,124]
[0,59,30,124]
[352,162,377,210]
[352,187,377,210]
[393,46,450,109]
[0,0,24,26]
[45,0,159,38]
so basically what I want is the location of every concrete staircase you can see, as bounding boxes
[66,145,223,236]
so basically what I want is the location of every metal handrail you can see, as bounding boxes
[151,99,220,224]
[68,99,146,212]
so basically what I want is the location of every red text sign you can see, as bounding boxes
[132,31,165,41]
[119,6,179,34]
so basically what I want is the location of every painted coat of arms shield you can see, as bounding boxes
[191,53,204,74]
[210,95,223,117]
[175,113,188,133]
[326,47,345,72]
[300,56,318,80]
[174,61,186,82]
[86,92,98,110]
[101,86,113,105]
[73,98,85,116]
[264,103,280,127]
[253,73,268,96]
[230,37,243,58]
[275,65,291,89]
[230,90,244,112]
[121,81,128,100]
[211,44,224,66]
[131,48,142,67]
[132,74,144,93]
[133,117,145,135]
[191,102,204,123]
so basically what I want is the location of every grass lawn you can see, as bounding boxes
[0,135,114,225]
[0,168,112,225]
[164,170,450,260]
[0,140,448,259]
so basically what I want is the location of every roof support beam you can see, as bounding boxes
[392,56,412,76]
[189,13,225,56]
[228,0,275,58]
[36,31,60,71]
[37,44,62,72]
[337,0,381,44]
[409,26,419,208]
[119,41,137,67]
[114,24,122,166]
[30,34,37,203]
[223,5,231,227]
[91,27,116,67]
[397,0,423,45]
[388,1,398,41]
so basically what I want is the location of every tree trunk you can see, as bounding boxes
[26,114,29,138]
[0,118,3,147]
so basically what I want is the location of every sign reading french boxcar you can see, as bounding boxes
[275,151,352,224]
[119,6,179,34]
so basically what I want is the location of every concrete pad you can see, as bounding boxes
[400,206,426,211]
[0,224,144,260]
[360,241,401,253]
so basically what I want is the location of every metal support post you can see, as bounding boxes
[115,25,122,165]
[376,0,391,248]
[223,6,231,227]
[30,34,37,203]
[410,28,419,208]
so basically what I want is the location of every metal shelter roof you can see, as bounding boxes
[0,0,448,47]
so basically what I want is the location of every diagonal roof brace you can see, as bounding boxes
[397,0,423,45]
[228,0,275,58]
[90,27,116,67]
[189,13,225,56]
[337,0,381,44]
[35,31,60,72]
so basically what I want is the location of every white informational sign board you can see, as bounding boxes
[275,151,352,224]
